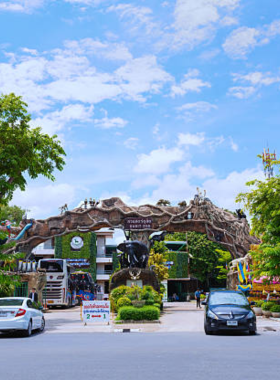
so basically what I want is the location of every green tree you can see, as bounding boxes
[0,93,66,204]
[0,231,23,297]
[0,204,26,225]
[215,249,232,281]
[148,241,169,282]
[236,167,280,244]
[166,231,229,284]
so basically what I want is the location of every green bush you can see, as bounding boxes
[154,303,161,309]
[271,305,280,313]
[110,286,131,304]
[117,297,132,310]
[117,306,160,321]
[145,298,155,306]
[200,294,206,300]
[261,302,275,311]
[255,300,264,307]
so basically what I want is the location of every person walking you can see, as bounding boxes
[195,288,201,308]
[29,288,38,304]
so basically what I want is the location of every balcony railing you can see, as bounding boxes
[96,252,113,258]
[96,270,113,275]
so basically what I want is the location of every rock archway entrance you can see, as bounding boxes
[5,196,259,258]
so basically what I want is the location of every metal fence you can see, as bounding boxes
[14,282,28,297]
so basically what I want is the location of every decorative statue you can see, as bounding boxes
[149,231,167,246]
[236,209,246,219]
[117,240,149,269]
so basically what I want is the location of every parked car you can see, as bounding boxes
[203,290,256,335]
[0,297,45,336]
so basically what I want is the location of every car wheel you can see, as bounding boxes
[23,320,32,337]
[204,325,213,335]
[40,317,45,332]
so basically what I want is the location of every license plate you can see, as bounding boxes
[47,300,54,304]
[227,320,238,326]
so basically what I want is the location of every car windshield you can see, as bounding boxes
[39,260,64,272]
[0,299,24,307]
[209,292,249,306]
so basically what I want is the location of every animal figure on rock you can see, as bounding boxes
[117,240,149,269]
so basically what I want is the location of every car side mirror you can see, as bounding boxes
[39,306,44,311]
[201,300,207,305]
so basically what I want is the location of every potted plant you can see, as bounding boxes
[253,300,263,316]
[261,302,274,317]
[271,305,280,318]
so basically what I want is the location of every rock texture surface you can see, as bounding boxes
[7,197,258,258]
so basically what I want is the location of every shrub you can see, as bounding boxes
[110,286,130,304]
[154,303,161,309]
[261,302,275,311]
[117,306,160,321]
[117,296,132,310]
[145,298,155,306]
[255,300,264,308]
[200,294,206,300]
[271,305,280,313]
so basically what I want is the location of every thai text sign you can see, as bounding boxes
[124,217,152,230]
[82,301,110,324]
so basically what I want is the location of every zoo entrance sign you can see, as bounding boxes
[124,217,153,230]
[82,301,110,324]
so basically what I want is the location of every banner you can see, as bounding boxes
[82,301,110,324]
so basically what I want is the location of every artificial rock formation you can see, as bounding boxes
[5,196,259,258]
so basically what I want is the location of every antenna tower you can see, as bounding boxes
[262,148,277,179]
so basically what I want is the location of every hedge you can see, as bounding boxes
[117,306,160,321]
[117,296,132,309]
[167,251,188,279]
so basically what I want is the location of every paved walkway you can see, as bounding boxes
[44,302,280,334]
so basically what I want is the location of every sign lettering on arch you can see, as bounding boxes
[124,217,153,230]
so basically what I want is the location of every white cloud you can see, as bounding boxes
[32,104,94,135]
[172,0,240,49]
[223,19,280,59]
[11,183,77,219]
[228,71,280,99]
[171,69,211,97]
[203,167,264,210]
[94,113,128,129]
[0,46,172,113]
[107,4,157,36]
[0,0,44,13]
[229,137,238,152]
[178,132,205,146]
[228,86,256,99]
[63,38,133,61]
[134,147,184,174]
[177,101,217,120]
[124,137,139,150]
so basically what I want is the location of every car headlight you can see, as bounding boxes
[246,311,255,319]
[207,310,219,320]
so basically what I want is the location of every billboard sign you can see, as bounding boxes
[82,301,110,324]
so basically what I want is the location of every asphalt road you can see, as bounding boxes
[0,332,279,380]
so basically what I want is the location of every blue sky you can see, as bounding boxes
[0,0,279,219]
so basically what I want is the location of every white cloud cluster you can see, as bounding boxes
[124,137,139,150]
[94,113,128,129]
[177,101,217,120]
[32,104,94,135]
[172,0,240,49]
[0,0,44,13]
[223,19,280,59]
[171,69,211,97]
[229,71,280,99]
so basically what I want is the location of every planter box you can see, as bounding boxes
[253,307,262,316]
[262,310,272,317]
[272,312,280,318]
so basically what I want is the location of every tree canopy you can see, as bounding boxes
[236,175,280,245]
[0,204,26,225]
[0,93,66,204]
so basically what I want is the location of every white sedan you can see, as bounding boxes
[0,297,45,336]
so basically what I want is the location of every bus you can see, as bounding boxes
[70,272,98,305]
[38,259,77,308]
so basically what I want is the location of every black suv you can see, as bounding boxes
[203,290,256,335]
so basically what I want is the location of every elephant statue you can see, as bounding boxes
[117,240,149,269]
